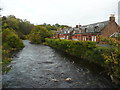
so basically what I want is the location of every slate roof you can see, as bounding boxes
[56,28,74,34]
[56,20,109,34]
[81,21,109,33]
[73,27,81,34]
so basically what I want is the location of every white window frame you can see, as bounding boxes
[83,36,86,41]
[66,36,69,39]
[63,36,65,39]
[92,36,96,41]
[79,30,81,33]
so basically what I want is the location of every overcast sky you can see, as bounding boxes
[1,0,120,27]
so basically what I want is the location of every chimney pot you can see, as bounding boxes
[109,14,115,22]
[76,25,81,28]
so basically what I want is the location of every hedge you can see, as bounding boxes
[45,38,120,84]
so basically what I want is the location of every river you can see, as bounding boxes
[2,40,118,88]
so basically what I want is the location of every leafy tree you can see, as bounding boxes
[2,28,24,74]
[28,25,53,44]
[39,23,71,31]
[2,15,34,39]
[2,15,28,73]
[2,28,24,49]
[6,15,20,30]
[19,19,34,35]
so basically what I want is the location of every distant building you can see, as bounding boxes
[55,15,119,42]
[118,1,120,25]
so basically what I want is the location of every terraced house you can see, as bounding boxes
[55,15,119,42]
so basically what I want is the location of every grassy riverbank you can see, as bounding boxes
[45,38,120,85]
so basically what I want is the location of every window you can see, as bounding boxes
[85,28,88,33]
[83,36,87,41]
[79,30,81,33]
[92,36,96,41]
[66,36,69,39]
[94,26,98,32]
[73,31,75,34]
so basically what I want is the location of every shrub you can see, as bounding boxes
[28,25,53,44]
[2,28,24,74]
[100,36,120,47]
[45,38,120,81]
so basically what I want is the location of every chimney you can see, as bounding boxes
[76,25,81,28]
[76,25,78,28]
[109,14,115,22]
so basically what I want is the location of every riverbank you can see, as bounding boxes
[2,29,25,74]
[45,38,120,85]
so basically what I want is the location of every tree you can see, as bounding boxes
[2,28,24,74]
[28,25,53,44]
[19,19,34,35]
[2,15,34,39]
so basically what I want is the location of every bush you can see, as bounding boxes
[45,38,97,59]
[100,36,120,47]
[45,38,120,82]
[28,25,53,44]
[2,28,24,74]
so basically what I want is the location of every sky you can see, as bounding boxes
[1,0,120,27]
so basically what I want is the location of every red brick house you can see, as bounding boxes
[80,14,119,42]
[71,27,82,40]
[55,15,119,42]
[55,28,74,39]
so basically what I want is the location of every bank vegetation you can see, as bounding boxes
[45,38,120,85]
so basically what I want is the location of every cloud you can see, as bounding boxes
[1,0,120,26]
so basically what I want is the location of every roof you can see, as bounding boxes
[81,21,109,33]
[56,20,110,34]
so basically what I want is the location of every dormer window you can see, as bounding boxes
[85,28,88,33]
[94,26,98,32]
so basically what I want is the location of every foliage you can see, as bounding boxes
[101,48,120,77]
[115,35,120,40]
[2,15,34,39]
[100,36,120,80]
[42,23,71,30]
[45,38,98,60]
[100,36,120,47]
[2,28,24,74]
[19,19,34,35]
[28,25,54,44]
[2,28,24,49]
[45,38,120,82]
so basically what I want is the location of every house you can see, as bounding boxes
[71,27,82,40]
[55,15,119,42]
[55,28,73,40]
[80,14,118,42]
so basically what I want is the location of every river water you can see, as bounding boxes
[2,40,118,88]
